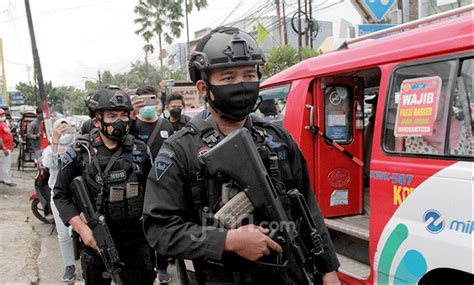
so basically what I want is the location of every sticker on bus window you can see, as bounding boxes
[327,127,349,141]
[328,112,347,126]
[330,189,349,206]
[394,76,442,137]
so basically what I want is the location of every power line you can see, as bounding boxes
[227,1,273,26]
[115,48,145,74]
[0,1,114,24]
[6,1,27,64]
[218,0,245,27]
[4,59,29,66]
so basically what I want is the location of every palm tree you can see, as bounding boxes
[134,0,208,70]
[143,43,154,83]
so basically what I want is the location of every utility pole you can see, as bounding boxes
[24,0,46,110]
[304,0,308,47]
[309,0,313,48]
[275,0,283,45]
[144,45,149,83]
[185,0,191,80]
[158,33,163,70]
[98,70,101,86]
[25,0,52,140]
[297,0,302,60]
[282,0,288,45]
[185,0,191,57]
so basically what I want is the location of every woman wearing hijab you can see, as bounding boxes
[41,118,77,282]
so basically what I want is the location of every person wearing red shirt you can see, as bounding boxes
[0,109,15,187]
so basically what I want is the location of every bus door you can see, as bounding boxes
[313,77,364,217]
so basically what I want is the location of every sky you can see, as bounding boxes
[0,0,361,90]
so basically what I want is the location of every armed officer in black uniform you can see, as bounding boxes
[54,86,156,285]
[143,27,340,284]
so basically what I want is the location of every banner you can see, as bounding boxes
[257,21,269,45]
[394,76,442,137]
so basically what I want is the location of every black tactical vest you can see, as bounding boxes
[185,117,296,284]
[76,130,144,224]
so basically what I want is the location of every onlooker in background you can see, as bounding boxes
[163,92,191,132]
[257,99,282,126]
[130,85,174,159]
[159,80,167,110]
[27,107,48,158]
[41,118,76,282]
[0,109,15,187]
[131,86,173,284]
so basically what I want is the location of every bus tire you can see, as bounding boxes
[418,268,474,285]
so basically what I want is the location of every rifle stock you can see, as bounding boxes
[200,128,323,284]
[71,176,123,284]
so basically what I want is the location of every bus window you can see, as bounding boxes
[324,86,352,144]
[256,84,290,125]
[383,60,459,156]
[450,58,473,156]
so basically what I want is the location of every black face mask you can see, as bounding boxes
[100,119,129,141]
[169,107,182,119]
[208,81,260,121]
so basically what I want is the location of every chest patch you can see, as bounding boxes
[96,170,127,184]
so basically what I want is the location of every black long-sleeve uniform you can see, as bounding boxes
[54,130,155,285]
[143,116,340,284]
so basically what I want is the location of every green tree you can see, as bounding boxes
[134,0,208,70]
[85,61,164,90]
[301,47,322,60]
[169,67,187,81]
[101,70,114,85]
[16,81,53,106]
[15,82,88,115]
[262,45,298,78]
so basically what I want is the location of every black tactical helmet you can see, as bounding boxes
[188,27,265,83]
[88,86,133,113]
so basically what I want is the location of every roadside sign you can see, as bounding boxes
[357,24,396,36]
[9,91,25,105]
[360,0,397,22]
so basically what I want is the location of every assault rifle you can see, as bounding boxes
[200,128,324,285]
[71,176,123,284]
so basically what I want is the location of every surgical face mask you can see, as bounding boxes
[169,107,182,119]
[139,106,157,119]
[0,116,5,122]
[208,81,260,121]
[100,118,129,141]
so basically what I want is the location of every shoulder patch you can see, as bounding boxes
[60,147,77,169]
[265,134,283,149]
[154,155,173,181]
[160,130,169,139]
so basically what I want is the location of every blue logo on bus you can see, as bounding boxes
[423,209,445,234]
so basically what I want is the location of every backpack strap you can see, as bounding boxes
[147,118,164,149]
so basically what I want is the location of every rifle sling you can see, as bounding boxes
[91,146,124,212]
